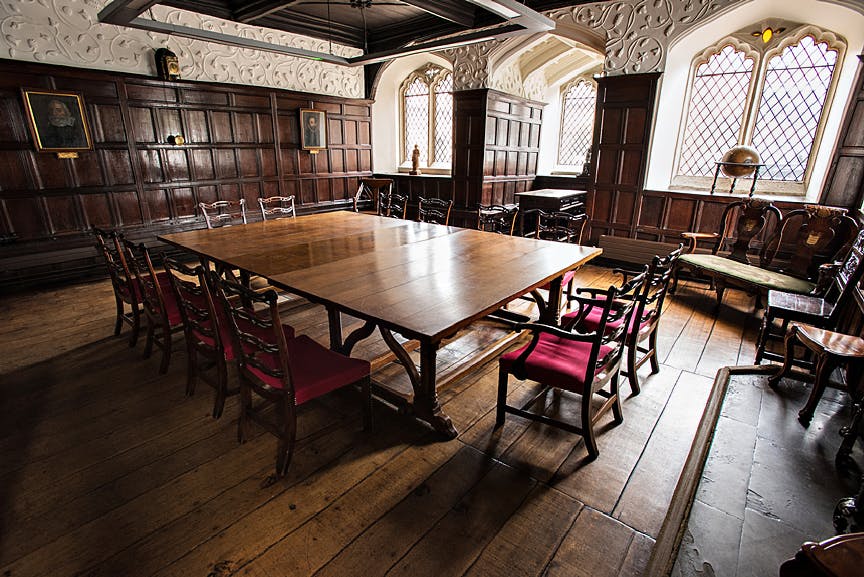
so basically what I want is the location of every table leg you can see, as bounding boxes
[540,276,564,325]
[378,327,457,439]
[327,306,343,351]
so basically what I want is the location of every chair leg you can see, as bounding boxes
[626,337,640,396]
[582,387,599,461]
[114,296,124,337]
[714,282,726,308]
[755,311,770,364]
[238,380,252,443]
[838,401,863,463]
[799,353,831,427]
[185,345,197,397]
[276,397,297,477]
[212,357,228,419]
[495,369,509,429]
[768,326,798,388]
[648,330,660,374]
[143,319,155,360]
[361,376,373,432]
[611,374,624,426]
[129,305,141,348]
[159,327,172,374]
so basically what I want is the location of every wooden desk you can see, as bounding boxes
[515,189,587,214]
[159,211,601,438]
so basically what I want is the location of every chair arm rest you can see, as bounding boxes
[612,266,643,283]
[574,287,608,297]
[681,232,718,254]
[812,261,842,296]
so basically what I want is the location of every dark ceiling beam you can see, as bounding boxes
[98,0,161,24]
[258,13,365,48]
[368,15,462,52]
[234,0,302,23]
[398,0,476,28]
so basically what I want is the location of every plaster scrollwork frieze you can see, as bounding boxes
[489,61,524,97]
[0,0,363,98]
[445,40,501,91]
[549,0,737,75]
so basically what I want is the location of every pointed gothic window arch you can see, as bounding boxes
[400,64,453,171]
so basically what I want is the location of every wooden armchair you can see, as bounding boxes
[353,178,393,214]
[676,200,856,308]
[756,226,864,365]
[199,199,247,228]
[418,197,453,225]
[563,244,683,395]
[212,274,372,477]
[381,193,408,219]
[496,269,647,460]
[121,240,184,374]
[477,204,519,235]
[258,196,296,220]
[93,227,141,347]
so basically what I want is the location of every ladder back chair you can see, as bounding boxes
[199,199,247,229]
[496,268,648,460]
[756,226,864,365]
[477,204,519,235]
[523,210,589,312]
[563,244,683,395]
[381,192,408,219]
[93,227,141,347]
[122,239,184,374]
[353,178,393,214]
[418,197,453,225]
[212,274,372,477]
[258,196,296,221]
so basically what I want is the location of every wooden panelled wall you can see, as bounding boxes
[822,55,864,208]
[0,59,372,291]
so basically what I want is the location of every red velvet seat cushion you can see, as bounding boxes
[246,335,370,405]
[499,332,612,393]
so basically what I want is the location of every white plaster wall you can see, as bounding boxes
[537,83,562,175]
[0,0,363,98]
[370,53,452,174]
[645,0,864,200]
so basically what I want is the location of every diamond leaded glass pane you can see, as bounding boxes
[404,77,429,164]
[752,36,837,182]
[433,73,453,166]
[678,45,754,176]
[558,80,596,167]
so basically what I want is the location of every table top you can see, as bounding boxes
[159,211,601,342]
[515,189,588,200]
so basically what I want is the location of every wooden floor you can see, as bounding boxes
[0,265,763,577]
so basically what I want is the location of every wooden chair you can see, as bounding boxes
[477,204,518,235]
[93,227,141,347]
[418,197,453,225]
[756,226,864,365]
[768,323,864,428]
[353,178,393,214]
[779,532,864,577]
[495,268,647,460]
[199,199,247,229]
[258,196,296,221]
[122,239,184,374]
[563,245,683,395]
[212,274,372,477]
[382,193,408,219]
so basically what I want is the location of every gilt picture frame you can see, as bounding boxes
[21,89,93,152]
[300,108,327,150]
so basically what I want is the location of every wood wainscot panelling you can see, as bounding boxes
[588,73,660,244]
[374,173,453,222]
[0,59,372,291]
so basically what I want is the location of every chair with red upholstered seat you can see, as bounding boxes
[562,244,683,395]
[93,227,141,347]
[495,268,647,460]
[164,259,295,418]
[212,274,372,476]
[122,239,184,374]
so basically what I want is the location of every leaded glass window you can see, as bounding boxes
[400,65,452,169]
[558,79,596,168]
[676,27,842,191]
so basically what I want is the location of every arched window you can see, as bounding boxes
[401,64,453,170]
[675,26,844,192]
[558,79,597,171]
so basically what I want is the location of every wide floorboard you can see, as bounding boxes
[0,265,761,577]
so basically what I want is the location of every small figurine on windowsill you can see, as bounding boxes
[410,144,422,175]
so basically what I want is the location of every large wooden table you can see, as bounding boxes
[159,211,601,438]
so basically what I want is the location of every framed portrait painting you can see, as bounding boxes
[21,89,93,152]
[300,109,326,150]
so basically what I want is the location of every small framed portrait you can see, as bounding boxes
[300,108,327,150]
[21,89,93,152]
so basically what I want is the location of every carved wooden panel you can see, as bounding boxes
[0,59,372,290]
[822,56,864,209]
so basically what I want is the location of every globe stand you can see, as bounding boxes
[709,161,764,197]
